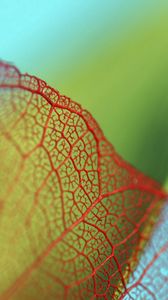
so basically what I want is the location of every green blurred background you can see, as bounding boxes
[1,0,168,184]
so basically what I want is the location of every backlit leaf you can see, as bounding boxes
[0,61,167,300]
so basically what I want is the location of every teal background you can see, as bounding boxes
[1,0,168,183]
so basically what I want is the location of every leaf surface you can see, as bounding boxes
[0,61,167,300]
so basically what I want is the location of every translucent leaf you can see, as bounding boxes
[0,61,167,300]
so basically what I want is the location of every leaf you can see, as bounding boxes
[0,61,167,300]
[122,202,168,300]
